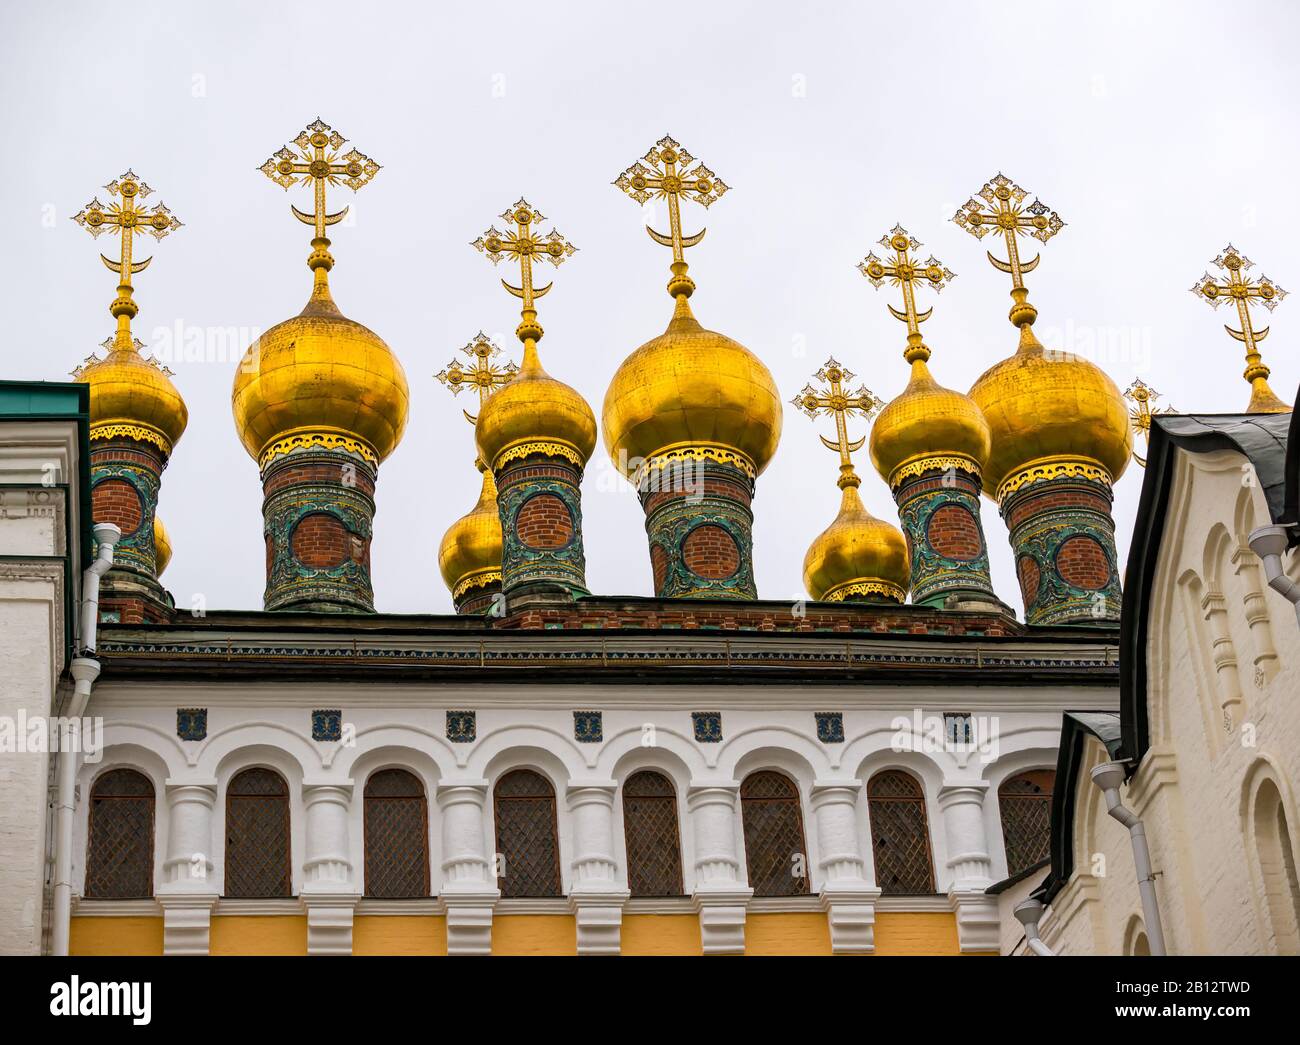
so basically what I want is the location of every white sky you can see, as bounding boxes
[2,0,1297,616]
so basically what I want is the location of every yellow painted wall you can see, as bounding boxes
[353,915,447,956]
[744,912,833,955]
[210,915,307,956]
[490,915,576,955]
[621,914,701,955]
[873,911,962,955]
[70,917,163,955]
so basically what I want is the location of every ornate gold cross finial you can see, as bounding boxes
[791,358,884,488]
[1190,245,1291,413]
[259,119,380,279]
[72,170,182,351]
[1124,378,1175,468]
[859,224,955,363]
[614,135,729,300]
[953,172,1064,329]
[436,332,519,425]
[472,199,576,346]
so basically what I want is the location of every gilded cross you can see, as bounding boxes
[259,118,380,243]
[791,359,884,483]
[72,171,182,290]
[859,224,955,360]
[1190,245,1290,413]
[472,199,576,343]
[952,173,1064,326]
[1124,379,1174,468]
[436,332,519,425]
[614,135,728,298]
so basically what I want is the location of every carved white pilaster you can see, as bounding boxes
[566,780,629,955]
[688,781,751,954]
[1201,589,1245,729]
[811,779,878,953]
[436,779,499,955]
[301,780,357,955]
[1232,545,1279,685]
[938,780,999,952]
[155,779,218,955]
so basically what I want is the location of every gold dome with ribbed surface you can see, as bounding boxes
[971,325,1132,497]
[438,466,503,601]
[603,296,782,478]
[870,358,990,487]
[153,515,172,576]
[232,272,409,466]
[475,342,596,471]
[803,478,910,603]
[77,338,188,455]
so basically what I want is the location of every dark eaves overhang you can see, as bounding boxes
[1030,710,1123,905]
[1118,412,1292,769]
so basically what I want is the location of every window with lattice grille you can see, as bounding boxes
[364,768,430,898]
[998,769,1054,877]
[225,767,291,898]
[868,770,935,895]
[622,770,684,897]
[494,769,561,898]
[740,770,810,897]
[85,768,155,898]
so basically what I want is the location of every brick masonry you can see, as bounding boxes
[1054,535,1112,591]
[926,504,982,562]
[515,493,575,550]
[91,477,143,536]
[682,524,741,579]
[290,512,355,569]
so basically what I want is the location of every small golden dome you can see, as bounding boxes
[803,480,910,603]
[153,514,172,576]
[78,340,188,454]
[970,326,1132,496]
[602,296,782,478]
[870,358,990,486]
[231,275,409,465]
[438,466,503,601]
[475,343,596,471]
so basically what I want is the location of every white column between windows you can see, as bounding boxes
[566,779,629,955]
[301,780,357,955]
[687,781,751,954]
[811,779,879,954]
[156,779,219,955]
[436,779,498,955]
[938,780,999,952]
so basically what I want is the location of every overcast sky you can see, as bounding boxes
[3,0,1297,616]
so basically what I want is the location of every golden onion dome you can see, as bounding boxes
[870,358,990,487]
[803,477,910,603]
[153,514,172,576]
[77,339,188,455]
[475,342,596,471]
[602,295,783,478]
[231,273,409,465]
[438,466,503,601]
[970,325,1132,497]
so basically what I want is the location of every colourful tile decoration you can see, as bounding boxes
[692,711,722,743]
[573,710,603,743]
[177,708,207,742]
[312,709,342,742]
[447,710,476,743]
[815,711,845,744]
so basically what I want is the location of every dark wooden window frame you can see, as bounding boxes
[621,769,685,897]
[85,767,155,899]
[867,769,937,896]
[739,769,811,898]
[224,766,293,899]
[493,768,563,898]
[363,767,431,898]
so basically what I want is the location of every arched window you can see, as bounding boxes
[494,769,561,898]
[999,769,1055,877]
[85,768,155,898]
[622,770,684,897]
[225,767,291,898]
[364,769,430,898]
[1253,778,1300,954]
[868,770,935,895]
[740,771,810,897]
